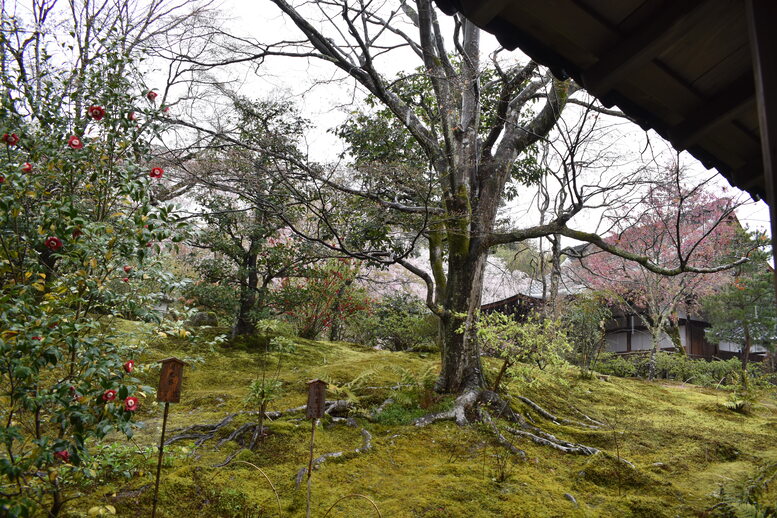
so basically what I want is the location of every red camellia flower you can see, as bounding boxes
[44,236,63,251]
[3,133,19,146]
[54,450,70,462]
[146,90,158,101]
[122,277,129,283]
[32,336,41,341]
[149,167,164,179]
[127,111,137,121]
[102,389,117,401]
[21,162,32,173]
[87,105,106,121]
[123,360,135,373]
[124,396,139,412]
[123,265,132,273]
[67,135,84,149]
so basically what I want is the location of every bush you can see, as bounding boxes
[271,258,371,339]
[564,292,611,375]
[475,312,570,370]
[0,20,180,517]
[595,352,750,387]
[346,293,437,351]
[595,352,638,378]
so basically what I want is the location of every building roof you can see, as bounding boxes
[434,0,765,200]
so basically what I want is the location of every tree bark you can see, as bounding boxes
[436,251,487,393]
[232,250,259,338]
[647,327,662,381]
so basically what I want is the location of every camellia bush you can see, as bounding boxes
[0,42,181,517]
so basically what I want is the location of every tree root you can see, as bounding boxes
[516,396,600,429]
[166,400,352,448]
[505,427,599,455]
[480,410,525,457]
[412,389,480,427]
[294,428,373,488]
[413,389,602,457]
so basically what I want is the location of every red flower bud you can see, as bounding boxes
[123,265,132,273]
[146,90,158,101]
[122,277,129,283]
[67,135,84,149]
[123,360,135,373]
[21,162,32,173]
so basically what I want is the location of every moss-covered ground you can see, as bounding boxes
[64,320,777,517]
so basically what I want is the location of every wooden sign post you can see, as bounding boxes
[152,357,187,518]
[306,379,326,518]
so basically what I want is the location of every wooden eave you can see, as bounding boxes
[434,0,766,200]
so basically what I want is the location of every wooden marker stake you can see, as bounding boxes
[305,379,326,518]
[152,357,187,518]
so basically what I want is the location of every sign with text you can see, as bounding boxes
[157,357,186,403]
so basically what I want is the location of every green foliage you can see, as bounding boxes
[245,378,283,409]
[564,292,611,376]
[595,352,759,388]
[711,462,777,517]
[346,293,437,351]
[594,352,638,378]
[474,312,570,370]
[489,241,545,278]
[702,236,776,360]
[0,34,178,516]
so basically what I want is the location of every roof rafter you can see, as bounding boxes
[580,0,708,96]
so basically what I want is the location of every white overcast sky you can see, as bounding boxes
[204,0,771,238]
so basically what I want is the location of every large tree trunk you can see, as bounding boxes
[232,251,258,338]
[436,251,487,393]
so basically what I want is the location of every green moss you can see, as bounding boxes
[62,319,777,517]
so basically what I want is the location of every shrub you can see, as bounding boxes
[271,259,372,339]
[564,292,611,376]
[0,32,177,517]
[595,352,754,388]
[346,293,437,351]
[594,353,638,378]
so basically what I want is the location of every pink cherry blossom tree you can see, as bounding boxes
[573,168,751,379]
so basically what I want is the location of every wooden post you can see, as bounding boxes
[747,0,777,297]
[151,357,187,518]
[151,402,169,518]
[305,379,326,518]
